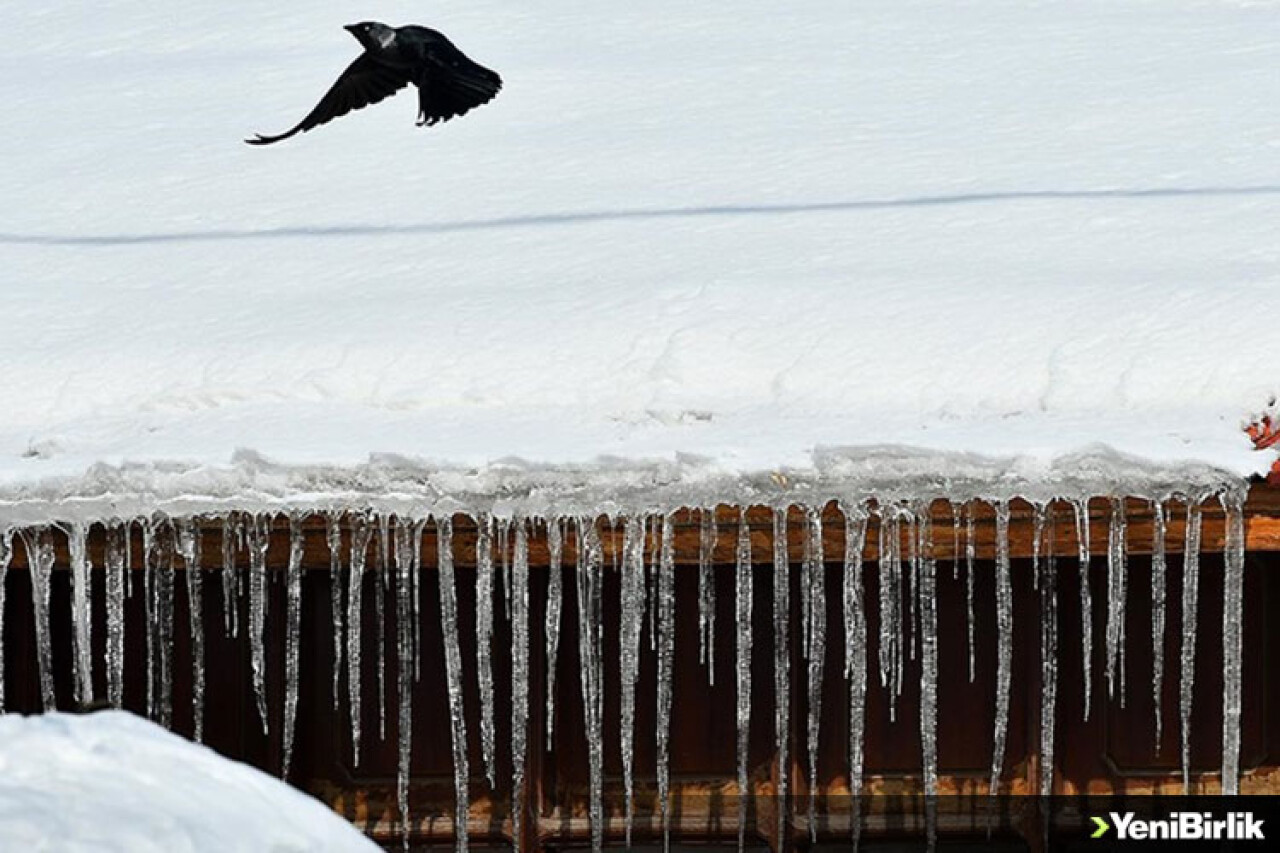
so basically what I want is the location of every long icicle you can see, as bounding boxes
[175,519,206,742]
[1179,499,1203,792]
[394,517,420,850]
[157,523,176,729]
[1073,499,1093,720]
[20,527,56,710]
[221,515,241,638]
[1151,500,1168,749]
[68,522,93,707]
[375,515,388,743]
[328,513,345,714]
[437,515,470,853]
[544,519,564,750]
[0,532,10,711]
[989,502,1013,798]
[1106,498,1129,705]
[144,520,157,721]
[575,518,606,853]
[511,520,531,850]
[105,523,126,708]
[699,508,718,685]
[772,507,791,853]
[1036,506,1058,798]
[735,510,754,852]
[965,503,976,683]
[917,507,938,851]
[247,513,271,734]
[348,513,373,762]
[842,505,868,851]
[657,515,677,853]
[619,517,646,847]
[1220,491,1246,796]
[805,506,826,841]
[474,515,497,788]
[282,514,305,778]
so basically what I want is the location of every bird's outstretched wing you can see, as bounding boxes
[416,41,503,127]
[246,54,411,145]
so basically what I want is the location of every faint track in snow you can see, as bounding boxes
[4,184,1280,247]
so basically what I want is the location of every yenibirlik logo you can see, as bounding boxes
[1091,812,1265,842]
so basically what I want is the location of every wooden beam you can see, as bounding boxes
[6,482,1280,571]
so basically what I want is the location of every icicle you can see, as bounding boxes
[328,513,345,714]
[436,515,471,853]
[772,507,791,853]
[498,519,512,622]
[124,520,133,600]
[282,514,305,778]
[544,519,564,750]
[1151,500,1168,749]
[141,519,175,728]
[735,511,754,852]
[68,523,93,706]
[105,523,126,708]
[647,518,659,653]
[1220,491,1245,796]
[965,503,976,683]
[877,507,902,718]
[175,519,206,742]
[804,506,826,841]
[19,528,56,710]
[1036,507,1058,798]
[1179,500,1202,792]
[348,513,373,761]
[1072,500,1093,720]
[917,508,938,851]
[0,531,10,712]
[905,513,918,664]
[618,517,645,847]
[394,517,421,850]
[396,521,419,848]
[989,502,1013,798]
[842,506,868,851]
[221,515,240,638]
[510,520,531,850]
[247,514,271,734]
[1105,498,1128,704]
[656,515,677,853]
[575,518,606,853]
[375,515,388,743]
[699,508,718,685]
[474,515,497,788]
[158,527,176,729]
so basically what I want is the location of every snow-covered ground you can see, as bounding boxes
[0,710,377,852]
[2,0,1278,512]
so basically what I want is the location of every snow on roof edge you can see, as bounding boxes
[0,445,1247,528]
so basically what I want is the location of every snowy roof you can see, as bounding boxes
[0,711,377,851]
[2,0,1278,518]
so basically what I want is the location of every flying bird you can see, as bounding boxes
[247,22,502,145]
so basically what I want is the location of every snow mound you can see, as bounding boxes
[1,0,1278,506]
[0,710,378,853]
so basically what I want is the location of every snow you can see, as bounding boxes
[0,710,378,852]
[1,0,1278,512]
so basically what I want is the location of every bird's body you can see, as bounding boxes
[247,22,501,145]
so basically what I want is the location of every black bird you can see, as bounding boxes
[247,22,502,145]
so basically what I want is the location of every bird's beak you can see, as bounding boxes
[343,24,358,34]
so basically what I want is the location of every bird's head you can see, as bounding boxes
[344,21,396,52]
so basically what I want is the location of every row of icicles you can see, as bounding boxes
[0,492,1248,852]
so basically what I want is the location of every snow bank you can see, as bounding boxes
[1,0,1278,509]
[0,710,377,852]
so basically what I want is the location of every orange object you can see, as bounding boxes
[1245,414,1280,484]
